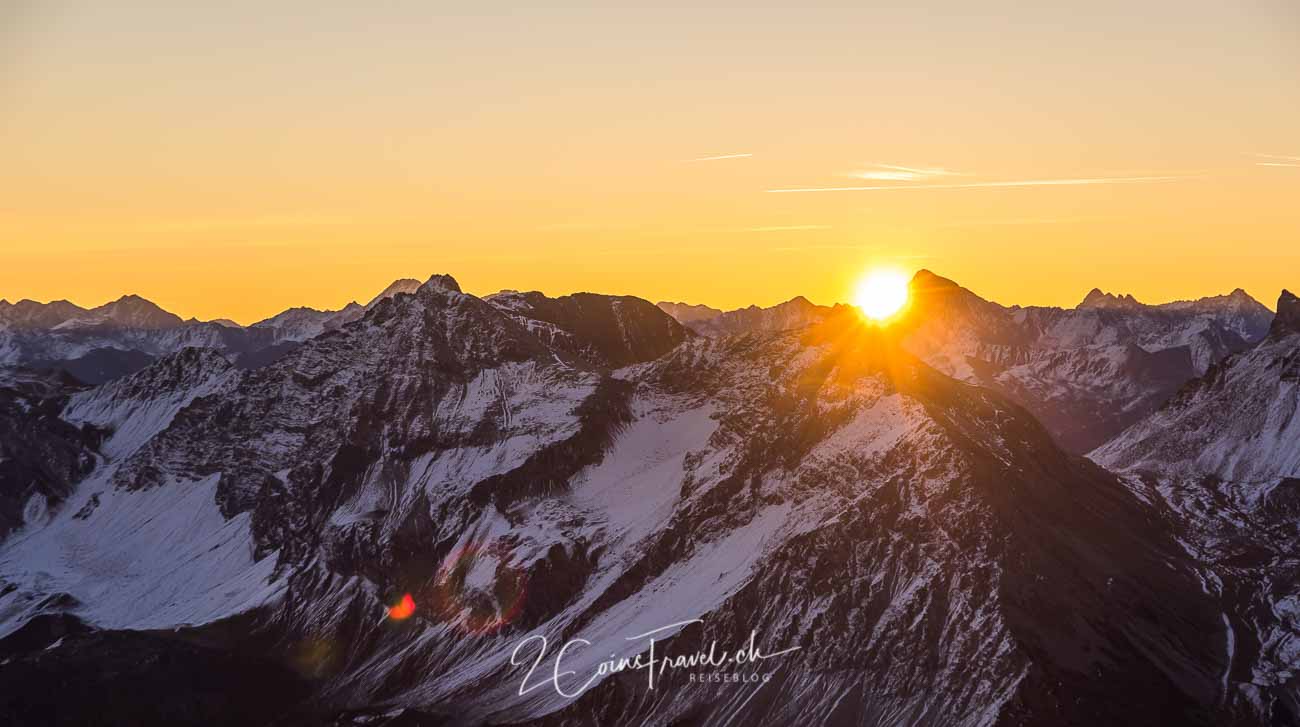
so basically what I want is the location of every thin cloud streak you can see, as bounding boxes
[849,170,929,181]
[144,213,355,231]
[1254,153,1300,162]
[767,175,1195,193]
[876,164,962,174]
[684,153,753,162]
[848,163,965,181]
[745,225,832,232]
[767,244,933,259]
[939,214,1127,228]
[1257,162,1300,168]
[771,243,877,251]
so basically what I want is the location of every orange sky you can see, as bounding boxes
[2,1,1298,323]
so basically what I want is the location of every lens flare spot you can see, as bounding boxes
[387,593,416,620]
[433,542,528,635]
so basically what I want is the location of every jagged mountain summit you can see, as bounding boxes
[1078,288,1146,310]
[1076,285,1273,351]
[0,272,1276,725]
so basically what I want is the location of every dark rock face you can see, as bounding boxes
[486,290,693,367]
[1264,478,1300,519]
[0,614,308,727]
[42,347,158,385]
[1270,289,1300,337]
[0,369,102,537]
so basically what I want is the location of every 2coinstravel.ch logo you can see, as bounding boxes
[510,618,801,698]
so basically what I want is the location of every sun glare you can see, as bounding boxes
[853,269,910,321]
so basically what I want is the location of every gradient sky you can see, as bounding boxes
[3,1,1298,323]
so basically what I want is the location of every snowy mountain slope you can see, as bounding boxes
[503,316,1229,727]
[0,281,1248,725]
[62,347,241,460]
[0,470,283,637]
[1091,290,1300,724]
[0,274,601,640]
[1094,290,1300,484]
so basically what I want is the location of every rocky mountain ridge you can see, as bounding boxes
[656,271,1274,453]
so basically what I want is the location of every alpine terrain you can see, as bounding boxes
[0,273,1292,726]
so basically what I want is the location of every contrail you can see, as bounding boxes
[767,175,1192,193]
[685,153,753,162]
[872,163,967,176]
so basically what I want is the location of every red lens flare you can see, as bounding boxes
[431,542,528,635]
[387,593,416,621]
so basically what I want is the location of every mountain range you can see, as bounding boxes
[660,274,1273,453]
[0,271,1295,725]
[0,279,424,385]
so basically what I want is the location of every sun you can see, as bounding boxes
[853,269,910,321]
